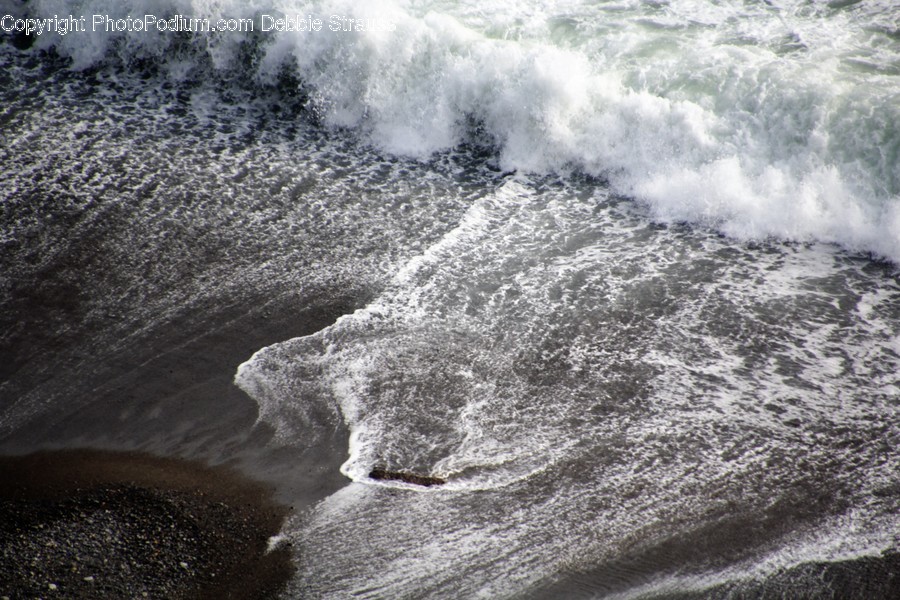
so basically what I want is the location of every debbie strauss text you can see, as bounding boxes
[261,14,397,32]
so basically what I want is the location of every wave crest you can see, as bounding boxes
[21,0,900,262]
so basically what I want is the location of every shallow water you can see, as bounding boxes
[2,0,899,597]
[242,180,899,598]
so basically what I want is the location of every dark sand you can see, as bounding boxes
[0,449,294,599]
[0,288,360,599]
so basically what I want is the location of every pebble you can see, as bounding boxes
[0,470,289,599]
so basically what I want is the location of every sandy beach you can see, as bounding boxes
[0,280,356,597]
[0,449,292,599]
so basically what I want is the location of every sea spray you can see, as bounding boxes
[17,0,900,262]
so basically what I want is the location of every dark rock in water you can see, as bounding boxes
[369,468,446,487]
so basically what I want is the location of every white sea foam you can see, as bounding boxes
[24,0,900,262]
[236,176,898,595]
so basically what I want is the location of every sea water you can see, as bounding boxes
[1,0,898,597]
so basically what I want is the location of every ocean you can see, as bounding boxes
[1,0,898,597]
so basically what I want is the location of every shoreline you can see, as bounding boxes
[0,262,358,598]
[0,449,295,599]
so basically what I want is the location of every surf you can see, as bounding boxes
[14,0,900,263]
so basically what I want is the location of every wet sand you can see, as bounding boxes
[0,287,359,598]
[0,449,292,599]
